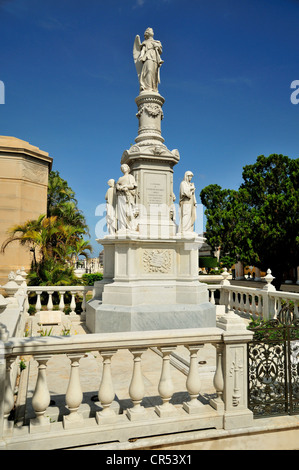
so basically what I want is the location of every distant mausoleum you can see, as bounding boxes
[0,136,52,284]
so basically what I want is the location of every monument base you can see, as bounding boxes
[86,300,216,334]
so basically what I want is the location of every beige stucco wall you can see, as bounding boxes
[0,136,52,284]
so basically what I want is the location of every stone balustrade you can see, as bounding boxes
[0,319,254,450]
[26,286,92,320]
[0,268,298,449]
[207,269,299,320]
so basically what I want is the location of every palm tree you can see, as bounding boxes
[1,171,92,285]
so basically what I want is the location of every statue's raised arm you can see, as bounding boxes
[133,28,163,93]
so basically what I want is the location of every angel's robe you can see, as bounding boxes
[179,181,197,233]
[139,39,163,92]
[116,174,137,232]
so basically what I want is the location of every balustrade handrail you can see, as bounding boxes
[3,327,223,359]
[222,285,264,294]
[268,290,299,300]
[26,285,92,292]
[207,284,222,290]
[208,283,299,299]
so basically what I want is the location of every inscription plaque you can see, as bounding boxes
[144,172,167,205]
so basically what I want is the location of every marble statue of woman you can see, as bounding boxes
[116,164,138,232]
[133,27,163,93]
[105,179,116,235]
[179,171,197,233]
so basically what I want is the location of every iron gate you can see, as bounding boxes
[248,306,299,417]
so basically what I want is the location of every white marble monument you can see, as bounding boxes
[86,28,216,333]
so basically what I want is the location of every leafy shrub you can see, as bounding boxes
[28,305,36,315]
[82,273,103,286]
[198,257,218,269]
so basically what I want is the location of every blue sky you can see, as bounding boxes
[1,0,299,255]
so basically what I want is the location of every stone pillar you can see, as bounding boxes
[262,269,276,320]
[217,311,254,430]
[234,261,244,280]
[0,137,52,284]
[296,266,299,285]
[135,91,165,146]
[120,90,180,239]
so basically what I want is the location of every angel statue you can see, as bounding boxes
[133,27,163,93]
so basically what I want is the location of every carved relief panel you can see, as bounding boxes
[143,249,172,274]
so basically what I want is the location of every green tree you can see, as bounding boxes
[1,170,92,285]
[200,154,299,289]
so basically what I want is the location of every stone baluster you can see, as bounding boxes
[210,344,224,411]
[24,291,30,317]
[227,290,232,311]
[3,358,15,433]
[70,291,77,315]
[96,350,117,423]
[257,294,263,317]
[155,346,176,417]
[81,291,87,320]
[183,344,204,414]
[231,291,237,311]
[47,291,54,311]
[35,292,42,313]
[239,292,244,313]
[59,291,65,312]
[245,293,250,313]
[127,348,147,420]
[209,289,216,305]
[30,355,51,432]
[253,294,258,316]
[63,354,84,428]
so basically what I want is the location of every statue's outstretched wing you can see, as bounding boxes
[133,35,142,81]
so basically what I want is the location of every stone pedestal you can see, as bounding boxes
[86,233,216,333]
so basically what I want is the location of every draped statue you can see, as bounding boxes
[133,27,163,93]
[179,171,197,233]
[116,164,138,232]
[105,179,116,235]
